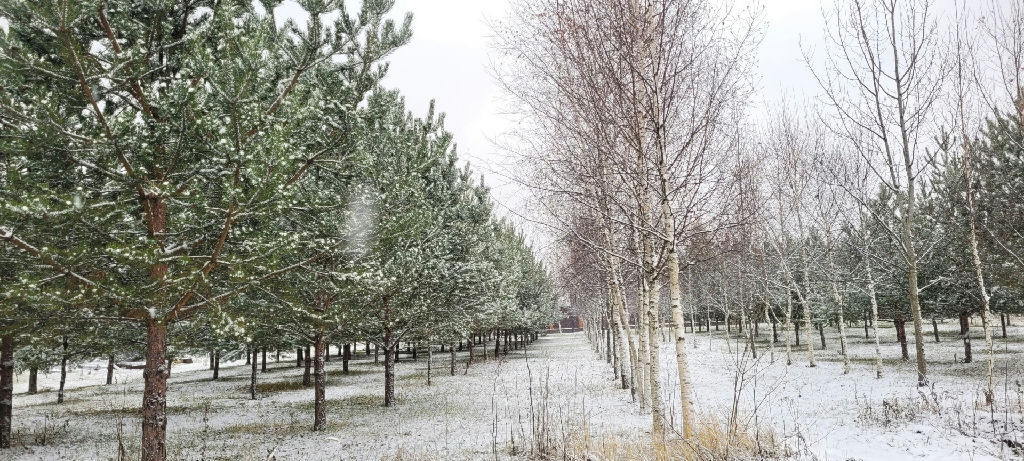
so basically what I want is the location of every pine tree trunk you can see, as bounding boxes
[794,320,801,347]
[342,343,350,374]
[141,320,169,461]
[313,333,326,431]
[209,351,214,370]
[932,318,940,343]
[449,343,456,376]
[960,312,972,364]
[261,348,267,372]
[303,346,311,387]
[296,348,303,368]
[28,366,38,394]
[427,345,432,386]
[1001,314,1007,339]
[107,355,115,385]
[0,334,14,449]
[58,336,68,404]
[895,316,910,361]
[213,351,220,380]
[383,298,395,407]
[467,338,475,371]
[249,345,258,400]
[817,324,826,350]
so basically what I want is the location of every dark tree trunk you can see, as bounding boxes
[57,336,69,404]
[494,330,501,357]
[325,343,331,362]
[249,346,258,400]
[1001,313,1008,339]
[0,335,14,449]
[932,318,940,343]
[212,350,220,380]
[276,349,280,363]
[365,341,371,356]
[895,317,910,361]
[467,338,474,368]
[303,346,311,387]
[209,351,214,370]
[817,324,826,349]
[449,344,456,376]
[772,317,778,344]
[107,355,115,385]
[342,343,350,374]
[245,346,251,365]
[960,312,972,364]
[141,320,169,461]
[313,333,326,431]
[863,311,870,339]
[412,344,417,361]
[28,367,38,394]
[296,348,303,367]
[383,298,395,407]
[794,321,801,346]
[374,344,379,364]
[261,348,267,372]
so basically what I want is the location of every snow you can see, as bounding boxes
[5,322,1024,460]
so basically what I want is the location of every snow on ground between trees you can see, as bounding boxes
[6,328,1024,460]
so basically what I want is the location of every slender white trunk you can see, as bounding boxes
[648,277,665,444]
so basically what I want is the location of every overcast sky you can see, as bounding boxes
[372,0,828,252]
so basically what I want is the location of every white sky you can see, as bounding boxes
[377,1,828,251]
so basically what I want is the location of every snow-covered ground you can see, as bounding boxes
[5,320,1024,460]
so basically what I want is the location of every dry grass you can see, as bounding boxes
[563,417,784,461]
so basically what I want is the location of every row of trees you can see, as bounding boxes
[497,0,1024,448]
[0,1,559,459]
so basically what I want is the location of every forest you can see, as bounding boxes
[1,0,1024,460]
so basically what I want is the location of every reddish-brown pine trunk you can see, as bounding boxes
[313,333,326,431]
[895,316,910,361]
[57,336,68,404]
[28,366,38,394]
[383,298,395,407]
[342,343,350,374]
[141,320,168,461]
[249,346,258,400]
[449,343,456,376]
[303,346,311,387]
[0,334,14,449]
[960,312,972,364]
